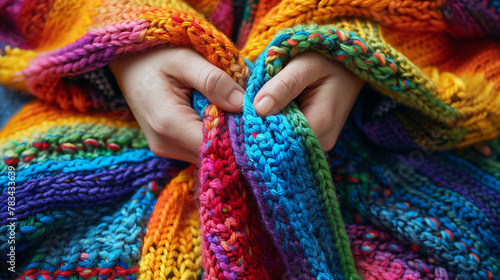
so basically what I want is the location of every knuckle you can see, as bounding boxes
[170,49,195,73]
[173,48,194,63]
[301,52,327,67]
[285,71,302,96]
[149,141,169,158]
[274,72,301,100]
[319,130,339,152]
[309,116,338,152]
[200,66,225,95]
[309,115,331,137]
[321,137,337,152]
[318,117,336,135]
[293,53,326,77]
[148,112,172,136]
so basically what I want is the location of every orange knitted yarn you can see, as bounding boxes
[5,0,498,147]
[2,1,500,279]
[19,0,99,51]
[241,0,448,60]
[381,29,500,147]
[90,0,171,29]
[138,11,248,86]
[183,0,221,16]
[138,166,201,280]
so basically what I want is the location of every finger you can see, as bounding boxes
[146,111,202,163]
[253,52,325,116]
[134,92,203,163]
[174,105,204,157]
[154,141,199,164]
[318,131,340,152]
[160,105,203,163]
[300,74,361,150]
[299,85,345,151]
[175,52,245,113]
[474,144,492,157]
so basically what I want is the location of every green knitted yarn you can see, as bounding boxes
[283,104,359,280]
[0,124,148,172]
[268,24,459,124]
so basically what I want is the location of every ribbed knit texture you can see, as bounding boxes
[1,0,500,279]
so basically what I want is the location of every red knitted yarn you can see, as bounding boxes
[198,104,269,280]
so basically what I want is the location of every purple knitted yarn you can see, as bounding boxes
[0,157,180,225]
[364,114,419,151]
[346,224,449,280]
[444,0,500,37]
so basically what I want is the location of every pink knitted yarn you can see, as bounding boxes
[346,224,449,280]
[209,0,234,37]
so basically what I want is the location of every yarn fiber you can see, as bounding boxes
[1,0,500,279]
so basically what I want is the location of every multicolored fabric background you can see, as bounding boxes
[0,0,499,279]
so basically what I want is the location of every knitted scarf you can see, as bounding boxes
[1,0,499,279]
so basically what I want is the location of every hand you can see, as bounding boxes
[109,48,245,163]
[253,52,365,151]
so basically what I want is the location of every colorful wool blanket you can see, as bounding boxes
[1,0,500,279]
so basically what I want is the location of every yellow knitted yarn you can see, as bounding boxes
[138,166,201,280]
[0,46,36,91]
[129,0,198,14]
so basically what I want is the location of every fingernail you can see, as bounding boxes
[256,95,275,115]
[227,90,244,107]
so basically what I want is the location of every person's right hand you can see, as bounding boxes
[109,48,245,163]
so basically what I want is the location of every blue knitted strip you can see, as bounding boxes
[393,180,500,257]
[0,204,118,256]
[0,158,182,225]
[374,156,500,258]
[19,183,156,276]
[240,38,342,278]
[193,38,344,279]
[442,152,500,194]
[0,149,166,187]
[394,153,500,231]
[192,89,211,117]
[227,113,316,279]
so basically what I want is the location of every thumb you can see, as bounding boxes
[253,53,322,116]
[181,53,245,113]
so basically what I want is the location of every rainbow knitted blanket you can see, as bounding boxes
[1,0,500,279]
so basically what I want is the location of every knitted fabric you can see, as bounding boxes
[1,0,500,279]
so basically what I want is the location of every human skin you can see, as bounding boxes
[110,48,366,163]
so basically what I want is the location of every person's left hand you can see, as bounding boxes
[253,52,365,151]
